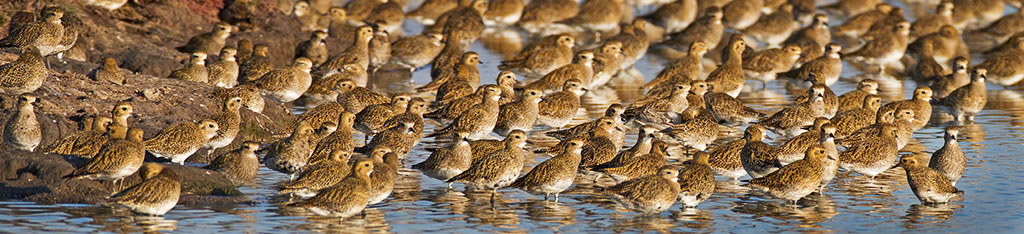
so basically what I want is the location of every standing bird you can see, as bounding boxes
[414,132,473,188]
[308,112,356,165]
[294,30,329,66]
[704,89,767,126]
[0,9,65,56]
[66,127,145,191]
[203,97,243,158]
[677,151,716,208]
[517,0,580,34]
[523,51,595,93]
[176,22,232,55]
[739,125,783,179]
[279,149,352,198]
[706,38,747,97]
[605,166,681,214]
[107,163,181,216]
[389,32,445,71]
[645,41,707,91]
[935,69,988,121]
[509,138,583,202]
[483,0,525,26]
[42,116,112,157]
[760,85,826,137]
[354,94,411,140]
[0,47,47,95]
[494,89,542,136]
[145,119,220,164]
[239,44,271,82]
[748,145,832,203]
[742,44,802,88]
[593,139,669,183]
[208,48,240,88]
[929,126,966,186]
[263,122,317,180]
[169,52,210,83]
[837,79,879,112]
[446,131,528,200]
[204,141,261,185]
[878,87,933,131]
[845,21,911,70]
[321,26,375,73]
[3,94,40,152]
[428,85,502,139]
[537,79,587,128]
[367,25,391,73]
[498,34,576,79]
[368,150,400,205]
[291,158,374,218]
[251,58,314,103]
[780,43,842,89]
[661,7,725,53]
[839,125,900,178]
[898,155,962,204]
[659,107,720,152]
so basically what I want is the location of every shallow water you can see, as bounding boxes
[4,1,1024,233]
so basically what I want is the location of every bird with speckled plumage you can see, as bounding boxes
[290,157,374,217]
[930,126,966,186]
[3,94,40,152]
[108,163,181,216]
[0,47,47,95]
[510,138,583,202]
[605,166,680,214]
[145,119,219,165]
[204,141,260,185]
[749,145,832,203]
[899,155,962,204]
[264,122,316,180]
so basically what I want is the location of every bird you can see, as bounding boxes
[0,47,47,95]
[931,57,971,99]
[483,0,525,26]
[0,9,65,56]
[425,85,492,121]
[838,125,900,178]
[176,22,232,55]
[368,149,400,205]
[589,41,625,89]
[898,155,962,204]
[169,52,210,83]
[498,33,576,79]
[464,129,527,161]
[837,79,879,112]
[739,124,784,179]
[661,7,724,52]
[107,163,181,216]
[378,98,430,146]
[308,112,356,165]
[838,108,915,149]
[204,141,260,185]
[335,80,390,113]
[145,119,220,165]
[639,0,698,33]
[408,0,459,25]
[413,132,473,188]
[878,86,933,131]
[545,104,625,140]
[748,145,832,203]
[537,79,587,128]
[429,30,471,80]
[833,3,893,37]
[282,147,354,198]
[367,25,391,73]
[239,44,272,82]
[760,84,826,137]
[929,126,966,186]
[42,116,112,157]
[935,68,988,121]
[704,89,767,126]
[742,3,800,46]
[742,44,802,88]
[509,138,583,202]
[3,94,40,152]
[429,52,482,104]
[65,127,145,191]
[250,57,314,103]
[971,40,1024,86]
[234,39,254,63]
[830,94,882,138]
[792,77,839,119]
[623,82,691,127]
[428,85,502,139]
[290,157,374,218]
[320,25,375,73]
[202,97,243,158]
[578,117,623,169]
[816,123,840,193]
[605,166,681,214]
[494,89,542,136]
[845,21,911,70]
[389,32,445,71]
[783,13,830,58]
[645,41,706,91]
[780,43,842,89]
[659,107,720,152]
[910,1,955,39]
[705,37,746,97]
[820,0,880,18]
[354,94,411,140]
[594,125,660,169]
[446,130,527,199]
[517,0,580,34]
[908,25,963,66]
[263,122,317,180]
[88,57,128,85]
[495,71,519,105]
[951,0,1005,30]
[294,30,329,66]
[355,120,420,157]
[428,0,487,43]
[207,47,239,88]
[593,139,670,183]
[777,117,830,164]
[293,100,345,135]
[677,151,716,208]
[523,51,595,93]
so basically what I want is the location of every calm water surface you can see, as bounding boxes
[3,1,1024,233]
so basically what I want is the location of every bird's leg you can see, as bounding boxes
[447,182,453,189]
[554,193,559,202]
[544,193,549,201]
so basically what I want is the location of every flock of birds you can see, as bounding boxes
[4,0,1021,219]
